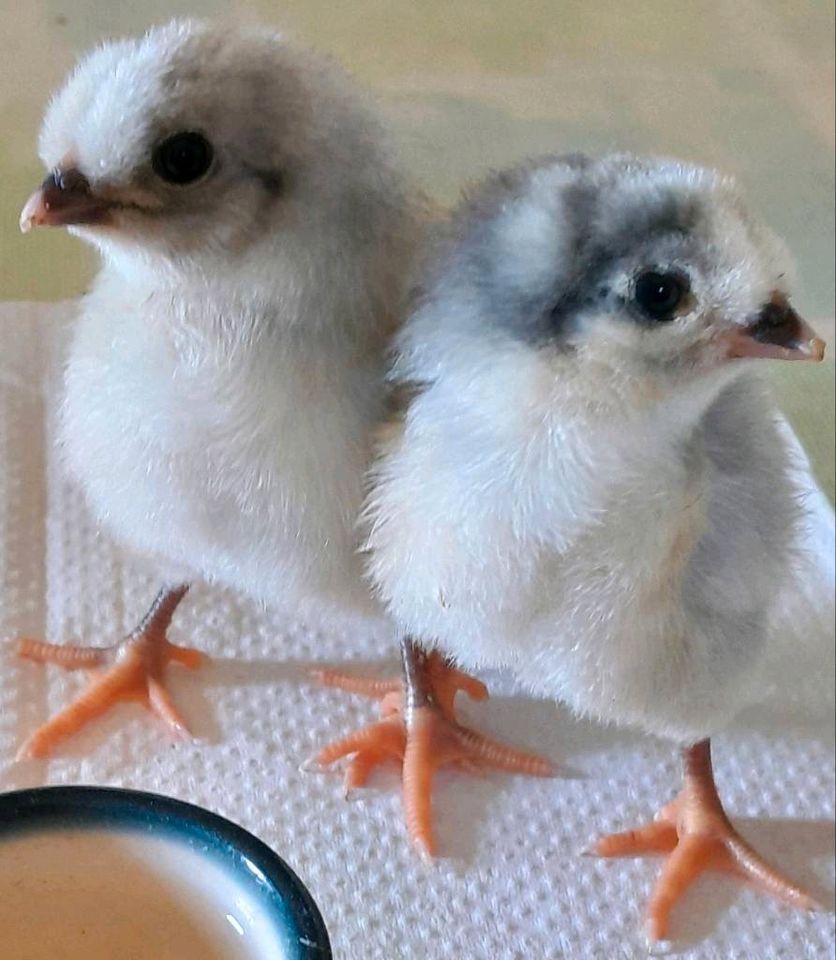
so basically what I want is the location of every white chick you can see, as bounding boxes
[340,153,825,939]
[16,19,418,758]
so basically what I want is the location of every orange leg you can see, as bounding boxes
[311,639,552,857]
[589,739,822,942]
[17,585,205,759]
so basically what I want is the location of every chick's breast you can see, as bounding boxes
[61,277,384,619]
[367,370,801,744]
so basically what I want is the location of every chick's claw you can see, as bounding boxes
[315,714,405,796]
[590,740,821,943]
[16,585,204,759]
[311,653,552,856]
[402,703,552,857]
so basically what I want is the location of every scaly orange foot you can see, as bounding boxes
[311,651,552,857]
[590,739,821,942]
[16,586,204,759]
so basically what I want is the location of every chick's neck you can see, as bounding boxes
[98,237,395,355]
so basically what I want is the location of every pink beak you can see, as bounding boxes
[723,300,826,363]
[20,168,111,233]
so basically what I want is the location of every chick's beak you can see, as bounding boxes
[723,299,826,363]
[19,168,111,233]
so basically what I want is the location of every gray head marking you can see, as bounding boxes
[431,154,720,348]
[418,152,797,389]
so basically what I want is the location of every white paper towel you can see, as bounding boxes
[1,301,833,960]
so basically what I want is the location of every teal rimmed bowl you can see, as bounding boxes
[0,786,330,959]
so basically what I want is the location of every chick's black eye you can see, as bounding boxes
[152,132,214,185]
[633,270,688,322]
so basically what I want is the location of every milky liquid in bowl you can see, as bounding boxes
[0,827,295,959]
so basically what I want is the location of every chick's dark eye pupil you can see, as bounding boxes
[152,132,213,185]
[634,270,686,321]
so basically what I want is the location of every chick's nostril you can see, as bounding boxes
[43,167,91,195]
[749,302,801,347]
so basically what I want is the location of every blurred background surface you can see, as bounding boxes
[1,0,833,496]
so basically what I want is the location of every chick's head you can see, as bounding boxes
[436,154,824,403]
[22,19,400,270]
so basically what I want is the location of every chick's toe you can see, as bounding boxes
[17,585,203,759]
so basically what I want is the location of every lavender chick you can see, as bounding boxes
[319,153,826,941]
